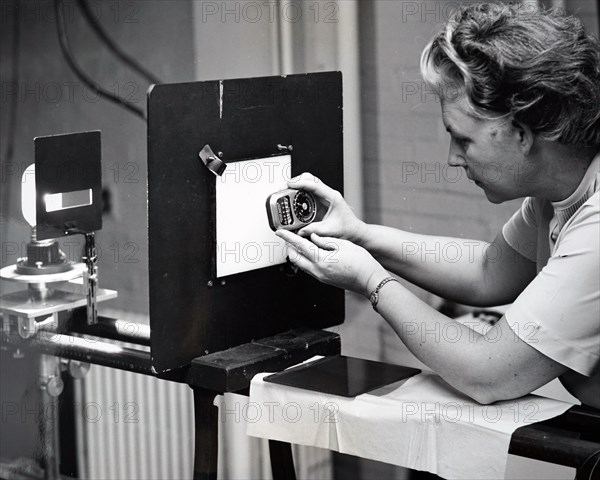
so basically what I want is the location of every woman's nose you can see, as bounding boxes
[447,140,466,167]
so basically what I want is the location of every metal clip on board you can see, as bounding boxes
[199,145,227,176]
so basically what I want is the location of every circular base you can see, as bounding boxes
[16,260,73,275]
[0,262,86,284]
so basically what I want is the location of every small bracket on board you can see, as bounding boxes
[199,145,227,176]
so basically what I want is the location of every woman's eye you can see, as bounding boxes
[447,132,470,149]
[456,137,469,149]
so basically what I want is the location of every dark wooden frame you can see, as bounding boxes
[147,72,345,374]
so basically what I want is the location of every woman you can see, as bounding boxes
[276,3,599,407]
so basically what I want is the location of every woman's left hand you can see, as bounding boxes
[276,230,388,297]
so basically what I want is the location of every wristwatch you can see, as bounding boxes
[368,277,399,312]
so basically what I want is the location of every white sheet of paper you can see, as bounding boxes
[215,155,292,278]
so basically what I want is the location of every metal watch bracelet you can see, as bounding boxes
[368,276,399,312]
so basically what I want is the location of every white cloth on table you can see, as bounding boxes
[245,358,574,480]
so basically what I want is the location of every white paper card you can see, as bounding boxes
[216,155,292,278]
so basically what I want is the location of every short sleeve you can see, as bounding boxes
[502,198,539,262]
[504,194,600,376]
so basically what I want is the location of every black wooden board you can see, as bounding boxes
[264,355,422,397]
[147,72,345,373]
[186,329,341,392]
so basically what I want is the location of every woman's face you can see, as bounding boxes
[441,95,535,204]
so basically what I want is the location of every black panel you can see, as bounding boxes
[34,131,103,240]
[264,355,422,397]
[148,72,344,373]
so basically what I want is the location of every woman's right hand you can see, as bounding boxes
[288,172,367,243]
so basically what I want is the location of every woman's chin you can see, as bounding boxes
[480,185,505,204]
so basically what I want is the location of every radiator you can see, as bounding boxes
[78,355,194,479]
[76,311,331,479]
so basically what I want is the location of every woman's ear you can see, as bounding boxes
[511,118,535,155]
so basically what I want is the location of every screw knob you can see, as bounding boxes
[42,375,64,397]
[68,360,91,379]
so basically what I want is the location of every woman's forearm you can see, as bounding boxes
[363,274,494,402]
[355,224,494,306]
[366,275,568,404]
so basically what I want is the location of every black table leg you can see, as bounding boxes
[269,440,297,480]
[192,387,219,480]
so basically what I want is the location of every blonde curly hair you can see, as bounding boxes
[420,3,600,147]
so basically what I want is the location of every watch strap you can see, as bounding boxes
[369,277,399,312]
